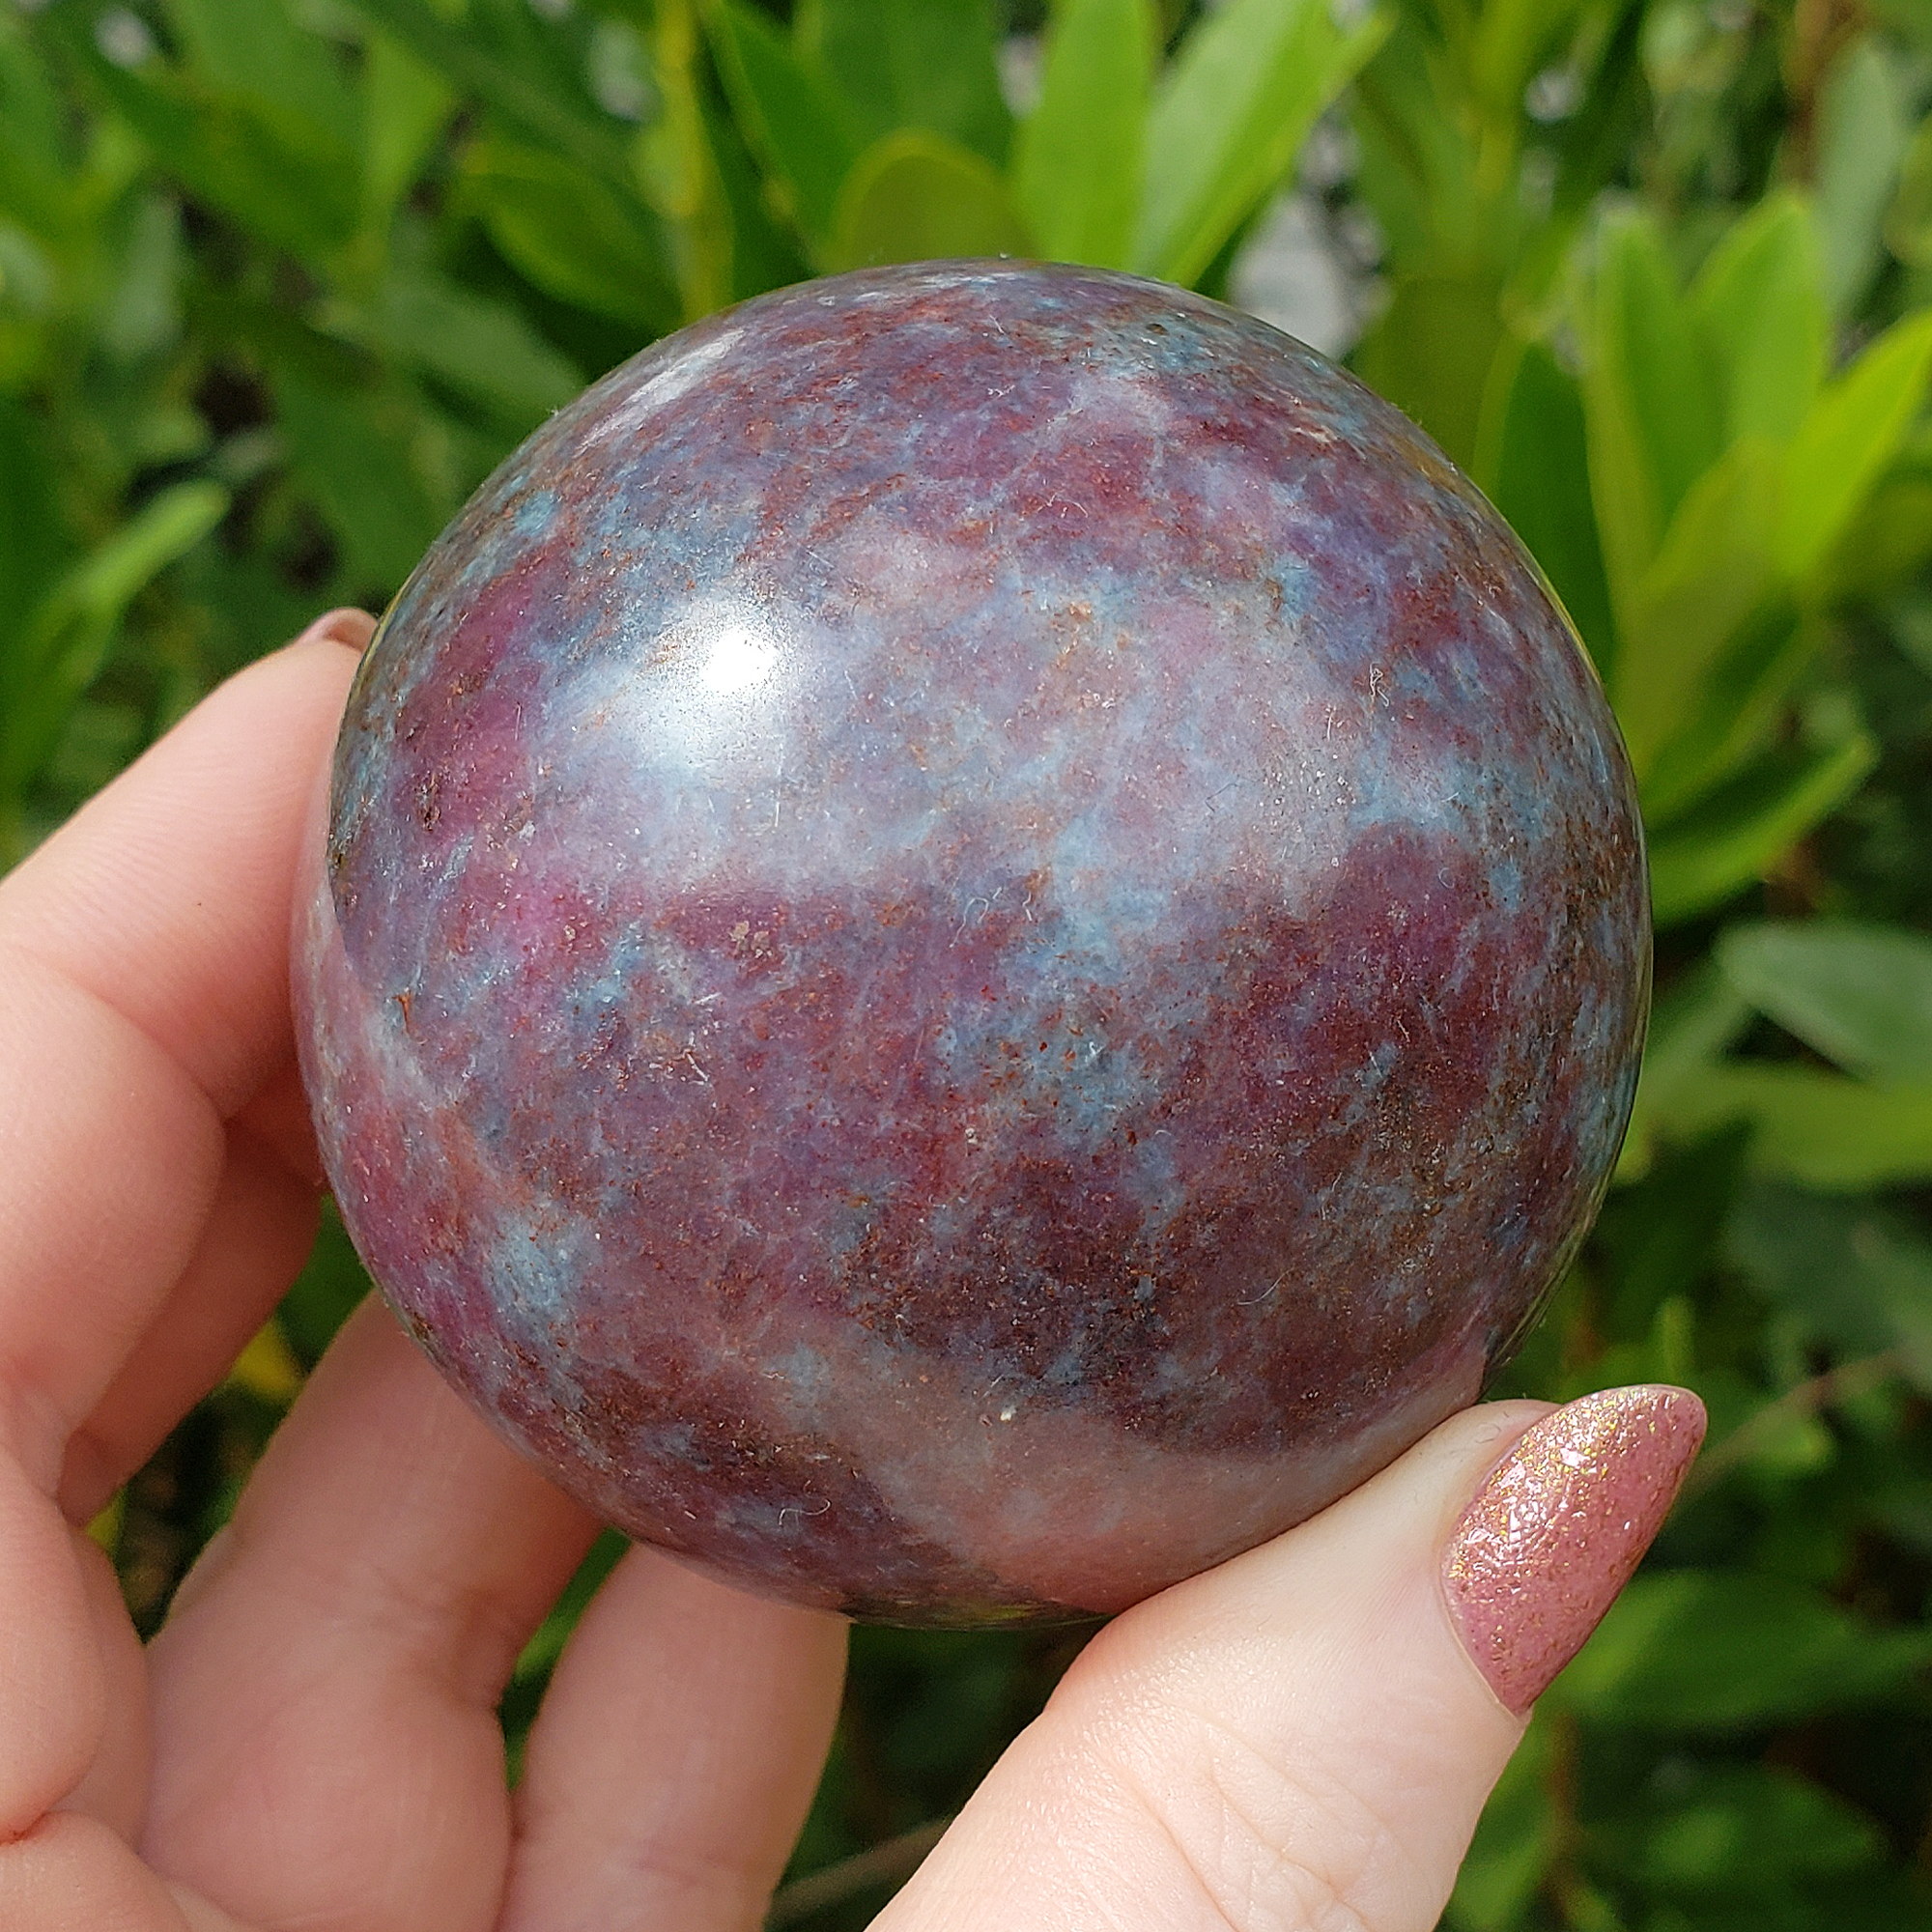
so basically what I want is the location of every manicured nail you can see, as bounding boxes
[1442,1386,1706,1714]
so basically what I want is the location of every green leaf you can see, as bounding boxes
[1657,1064,1932,1190]
[164,0,357,139]
[702,0,862,251]
[1813,35,1913,317]
[1638,606,1816,826]
[1818,471,1932,602]
[795,0,1010,163]
[1583,206,1723,625]
[1689,190,1829,447]
[1553,1570,1932,1727]
[639,0,737,321]
[461,135,678,329]
[276,367,451,594]
[78,52,360,257]
[702,84,813,303]
[1478,337,1617,671]
[827,129,1029,270]
[1612,437,1783,784]
[1718,923,1932,1083]
[1596,1764,1884,1894]
[360,29,457,227]
[277,1197,370,1369]
[1466,0,1586,125]
[2,480,228,791]
[49,482,228,623]
[1349,16,1481,274]
[352,273,583,429]
[1779,309,1932,585]
[1012,0,1154,270]
[1728,1182,1932,1384]
[1885,113,1932,269]
[1646,731,1878,926]
[1617,962,1754,1183]
[0,394,67,640]
[101,190,185,364]
[1352,270,1501,471]
[340,0,636,193]
[1133,0,1387,289]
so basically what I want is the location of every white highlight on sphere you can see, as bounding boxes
[700,625,779,695]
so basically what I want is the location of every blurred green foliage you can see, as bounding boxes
[13,0,1932,1922]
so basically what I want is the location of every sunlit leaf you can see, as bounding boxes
[360,29,457,227]
[1583,206,1722,623]
[1012,0,1153,270]
[1352,270,1500,470]
[1689,190,1829,447]
[1617,962,1754,1183]
[1884,113,1932,268]
[1612,438,1783,783]
[1656,1064,1932,1190]
[165,0,358,140]
[1779,308,1932,584]
[1465,0,1585,125]
[275,367,451,593]
[1719,923,1932,1083]
[352,273,583,428]
[639,0,738,321]
[77,50,360,256]
[1133,0,1386,288]
[341,0,636,191]
[2,480,228,791]
[828,129,1029,270]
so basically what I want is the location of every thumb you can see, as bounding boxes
[877,1385,1705,1932]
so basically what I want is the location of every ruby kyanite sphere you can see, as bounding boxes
[298,262,1649,1627]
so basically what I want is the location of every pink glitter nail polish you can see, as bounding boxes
[1442,1386,1707,1714]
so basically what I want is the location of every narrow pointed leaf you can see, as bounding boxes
[1012,0,1153,268]
[1612,437,1783,781]
[1718,923,1932,1083]
[1480,337,1617,671]
[1134,0,1386,288]
[1689,190,1829,447]
[1584,207,1722,621]
[703,0,862,249]
[1646,731,1878,926]
[1779,309,1932,583]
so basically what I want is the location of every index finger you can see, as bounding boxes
[0,613,368,1484]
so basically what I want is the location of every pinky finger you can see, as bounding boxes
[0,1811,248,1932]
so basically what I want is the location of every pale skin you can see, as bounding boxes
[0,612,1552,1932]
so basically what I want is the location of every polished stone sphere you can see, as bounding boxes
[296,262,1648,1626]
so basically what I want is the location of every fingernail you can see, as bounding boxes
[1442,1386,1706,1714]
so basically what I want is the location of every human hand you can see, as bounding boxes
[0,615,1703,1931]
